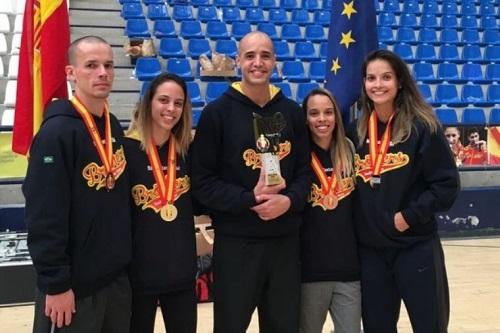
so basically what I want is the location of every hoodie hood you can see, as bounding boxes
[227,82,284,109]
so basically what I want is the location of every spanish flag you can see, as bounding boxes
[12,0,70,155]
[487,127,500,165]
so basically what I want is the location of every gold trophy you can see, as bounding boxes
[253,112,285,186]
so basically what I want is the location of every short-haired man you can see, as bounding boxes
[191,31,310,332]
[24,36,132,333]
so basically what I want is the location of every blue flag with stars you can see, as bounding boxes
[325,0,378,120]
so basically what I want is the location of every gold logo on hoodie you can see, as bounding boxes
[131,176,190,214]
[82,146,126,190]
[309,176,355,211]
[355,152,409,183]
[243,141,291,169]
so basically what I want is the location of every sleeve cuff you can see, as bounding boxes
[401,209,421,227]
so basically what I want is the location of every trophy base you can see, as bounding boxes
[265,174,283,186]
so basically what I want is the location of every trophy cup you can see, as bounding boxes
[253,112,286,186]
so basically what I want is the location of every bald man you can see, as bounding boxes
[24,36,132,333]
[191,31,310,333]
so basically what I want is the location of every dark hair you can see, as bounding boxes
[67,35,110,65]
[133,73,192,157]
[357,49,438,145]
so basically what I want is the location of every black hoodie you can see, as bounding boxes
[191,83,311,238]
[347,118,460,248]
[23,99,132,299]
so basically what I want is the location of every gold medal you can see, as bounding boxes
[368,111,394,187]
[323,193,338,210]
[160,203,178,222]
[105,173,115,191]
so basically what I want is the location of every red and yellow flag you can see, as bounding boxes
[12,0,70,155]
[487,127,500,165]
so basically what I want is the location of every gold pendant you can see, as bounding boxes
[160,203,178,222]
[323,193,338,210]
[105,173,115,191]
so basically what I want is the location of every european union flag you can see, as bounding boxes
[325,0,378,120]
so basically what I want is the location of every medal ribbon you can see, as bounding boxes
[71,96,113,175]
[147,137,177,205]
[368,111,395,178]
[311,152,337,195]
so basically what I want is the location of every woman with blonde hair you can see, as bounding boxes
[124,73,197,333]
[299,88,361,333]
[348,49,459,333]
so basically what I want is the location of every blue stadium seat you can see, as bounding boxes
[413,63,440,83]
[274,40,293,61]
[143,0,163,4]
[462,45,483,63]
[403,0,419,14]
[383,0,400,13]
[377,27,394,44]
[461,84,490,106]
[435,108,459,125]
[206,21,230,40]
[257,22,279,40]
[231,21,251,40]
[420,14,438,29]
[379,12,397,27]
[422,1,439,15]
[268,8,288,25]
[462,64,485,83]
[322,0,331,10]
[281,23,304,42]
[303,0,319,11]
[125,18,151,38]
[159,37,185,58]
[485,64,500,82]
[462,108,487,125]
[280,0,298,10]
[192,109,202,128]
[215,40,237,58]
[393,44,415,63]
[186,81,204,107]
[147,4,169,20]
[484,46,500,63]
[135,57,161,81]
[483,30,500,45]
[480,3,496,15]
[236,0,255,8]
[442,2,459,15]
[206,82,229,103]
[437,63,461,83]
[416,44,438,63]
[441,15,458,30]
[191,0,210,6]
[245,8,265,23]
[435,84,465,107]
[461,29,481,44]
[270,67,282,82]
[222,7,242,23]
[305,25,326,43]
[214,0,233,6]
[281,61,308,82]
[153,20,176,38]
[418,28,439,45]
[309,61,326,82]
[172,5,194,21]
[296,82,320,104]
[489,108,500,125]
[461,4,478,16]
[180,20,203,39]
[440,29,460,44]
[319,42,327,59]
[397,27,417,44]
[121,3,144,18]
[166,58,194,81]
[294,41,319,61]
[187,39,211,59]
[439,45,461,63]
[314,10,331,27]
[480,16,497,30]
[258,0,277,9]
[119,0,140,3]
[197,6,219,22]
[461,15,478,30]
[400,13,418,27]
[291,9,310,26]
[274,82,293,99]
